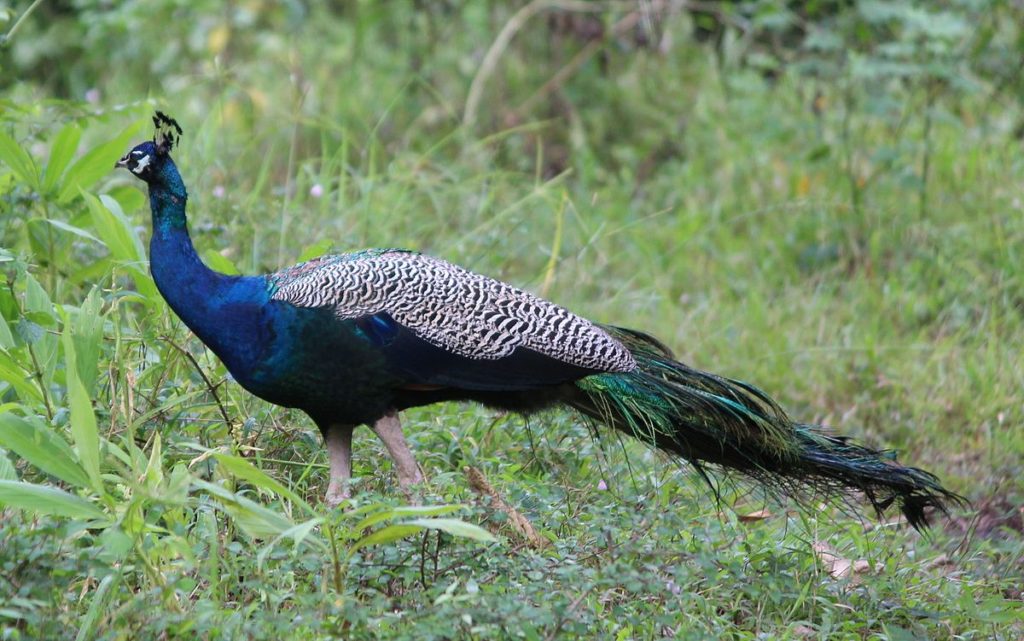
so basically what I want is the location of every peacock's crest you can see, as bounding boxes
[117,111,185,180]
[152,111,183,155]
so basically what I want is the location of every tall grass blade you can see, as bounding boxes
[61,314,103,494]
[0,412,91,489]
[0,479,105,519]
[213,452,315,515]
[0,130,39,188]
[42,122,82,194]
[58,121,145,203]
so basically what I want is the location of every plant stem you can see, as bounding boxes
[919,83,936,220]
[1,0,45,46]
[26,340,53,421]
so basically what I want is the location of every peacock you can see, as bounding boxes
[117,112,961,529]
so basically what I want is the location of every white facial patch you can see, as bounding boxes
[132,154,152,174]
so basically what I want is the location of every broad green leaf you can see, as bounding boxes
[217,493,299,541]
[202,249,241,276]
[0,448,16,480]
[81,191,157,300]
[350,523,424,554]
[42,123,82,194]
[23,273,59,390]
[353,503,464,532]
[61,318,102,494]
[24,272,55,318]
[106,184,146,215]
[192,478,238,502]
[0,349,42,402]
[406,517,497,543]
[297,239,334,262]
[144,432,163,490]
[104,440,132,468]
[43,218,101,244]
[83,192,141,263]
[58,121,146,203]
[70,290,104,394]
[0,312,15,350]
[159,462,192,505]
[0,479,105,519]
[0,130,39,188]
[0,412,91,489]
[214,453,314,515]
[257,517,327,567]
[102,194,149,261]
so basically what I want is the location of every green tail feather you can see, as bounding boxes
[569,326,964,530]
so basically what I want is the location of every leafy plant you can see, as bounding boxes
[1,2,1022,638]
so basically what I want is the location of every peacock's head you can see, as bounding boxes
[116,111,182,184]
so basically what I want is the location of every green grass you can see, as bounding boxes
[1,2,1022,639]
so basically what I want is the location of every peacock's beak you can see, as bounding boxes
[115,154,129,169]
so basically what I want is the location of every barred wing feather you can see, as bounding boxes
[268,250,636,374]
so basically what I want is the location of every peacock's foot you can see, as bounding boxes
[324,478,351,508]
[323,423,354,509]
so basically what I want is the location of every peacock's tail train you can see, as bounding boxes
[567,326,963,530]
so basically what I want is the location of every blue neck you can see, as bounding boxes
[146,158,269,375]
[148,158,189,233]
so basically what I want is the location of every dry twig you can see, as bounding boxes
[464,465,551,550]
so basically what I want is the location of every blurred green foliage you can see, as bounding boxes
[0,1,1022,639]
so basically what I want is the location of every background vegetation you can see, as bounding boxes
[1,1,1022,638]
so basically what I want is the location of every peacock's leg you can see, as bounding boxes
[371,411,424,490]
[324,424,354,507]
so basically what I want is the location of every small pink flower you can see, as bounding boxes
[212,185,226,199]
[84,89,101,104]
[597,479,608,491]
[309,183,324,198]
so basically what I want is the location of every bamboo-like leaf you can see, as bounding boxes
[218,494,299,540]
[81,191,157,300]
[61,319,103,494]
[405,518,497,543]
[0,412,91,489]
[350,524,424,555]
[42,123,82,194]
[202,250,241,276]
[0,312,15,350]
[256,517,328,567]
[23,273,59,391]
[0,130,39,188]
[58,121,145,203]
[0,349,43,402]
[0,448,16,480]
[98,195,147,261]
[297,239,334,262]
[43,218,101,244]
[144,432,163,490]
[213,453,315,515]
[71,289,104,395]
[24,272,55,318]
[0,479,105,519]
[82,192,140,263]
[194,478,299,540]
[353,503,464,532]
